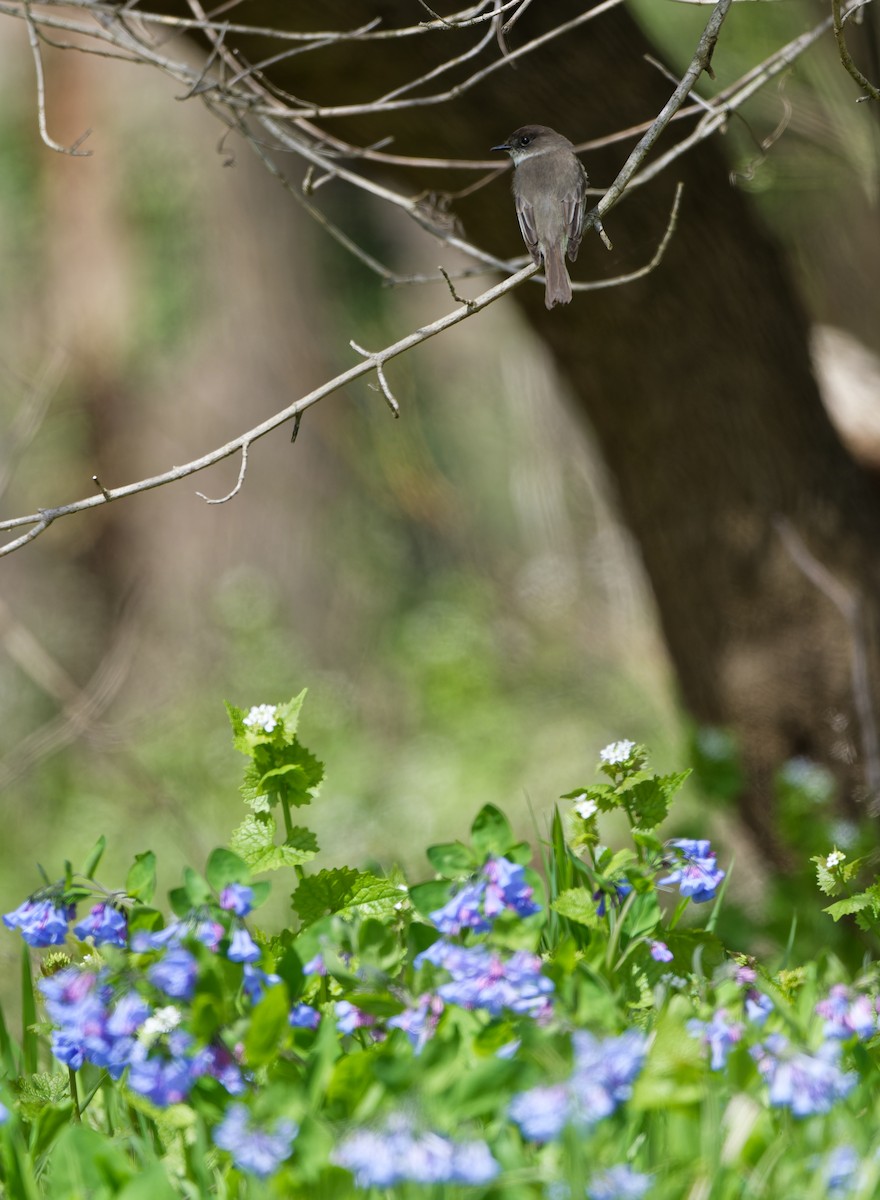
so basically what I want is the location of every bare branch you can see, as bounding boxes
[0,262,539,558]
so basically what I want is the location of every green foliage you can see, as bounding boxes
[1,696,880,1197]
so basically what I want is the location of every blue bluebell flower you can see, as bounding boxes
[650,940,673,963]
[510,1030,647,1141]
[148,947,198,1000]
[289,1003,321,1030]
[226,926,261,964]
[4,897,74,946]
[213,1103,298,1176]
[687,1010,744,1070]
[219,884,254,917]
[335,1001,377,1034]
[429,856,540,935]
[750,1034,856,1116]
[387,994,443,1053]
[816,985,878,1040]
[331,1116,498,1187]
[588,1163,652,1199]
[658,839,725,903]
[417,940,553,1019]
[73,903,128,947]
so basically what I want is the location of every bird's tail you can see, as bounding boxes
[543,245,572,308]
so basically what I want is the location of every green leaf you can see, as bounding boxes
[824,891,880,922]
[81,836,107,880]
[471,805,513,859]
[276,690,308,737]
[182,867,212,908]
[425,842,476,878]
[624,891,662,940]
[205,848,250,892]
[292,869,405,927]
[125,851,157,904]
[408,880,450,921]
[626,771,690,830]
[244,984,290,1067]
[231,812,319,872]
[117,1164,180,1200]
[245,741,324,811]
[552,887,602,929]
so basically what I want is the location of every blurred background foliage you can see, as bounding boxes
[0,0,878,1012]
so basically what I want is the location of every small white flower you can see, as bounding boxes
[599,739,635,766]
[825,850,846,869]
[139,1005,182,1044]
[243,704,278,733]
[573,793,598,820]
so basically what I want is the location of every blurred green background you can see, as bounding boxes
[0,1,878,1006]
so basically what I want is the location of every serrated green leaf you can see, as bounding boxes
[205,848,250,892]
[275,690,308,737]
[125,851,156,904]
[250,741,324,810]
[426,842,477,878]
[244,984,290,1067]
[230,812,318,872]
[471,805,513,859]
[552,887,602,928]
[292,869,405,927]
[627,776,672,829]
[824,892,878,921]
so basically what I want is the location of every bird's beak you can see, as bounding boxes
[491,143,510,152]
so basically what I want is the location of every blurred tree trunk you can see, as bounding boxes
[165,0,880,862]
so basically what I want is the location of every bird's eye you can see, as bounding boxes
[518,135,531,146]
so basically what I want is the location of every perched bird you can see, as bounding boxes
[491,124,589,309]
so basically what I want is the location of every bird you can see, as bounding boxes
[491,124,589,309]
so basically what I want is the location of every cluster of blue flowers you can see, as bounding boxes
[658,838,726,904]
[686,969,878,1120]
[2,881,305,1175]
[509,1029,648,1142]
[331,1115,499,1188]
[428,855,541,934]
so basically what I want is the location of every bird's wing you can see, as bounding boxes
[514,194,542,266]
[564,162,589,263]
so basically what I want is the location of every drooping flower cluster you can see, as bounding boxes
[509,1029,648,1142]
[213,1103,298,1177]
[658,839,725,904]
[4,896,78,947]
[816,984,879,1041]
[428,855,540,935]
[687,1009,744,1071]
[750,1034,857,1117]
[416,939,554,1019]
[38,965,246,1104]
[331,1114,499,1188]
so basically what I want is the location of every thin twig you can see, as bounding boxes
[195,444,249,503]
[23,1,93,154]
[832,0,880,101]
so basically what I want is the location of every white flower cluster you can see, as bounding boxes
[825,850,846,869]
[243,704,278,733]
[599,739,635,766]
[573,793,598,820]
